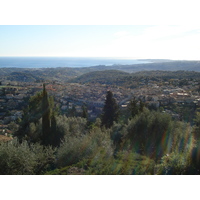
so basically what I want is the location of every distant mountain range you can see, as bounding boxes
[87,60,200,73]
[1,60,200,82]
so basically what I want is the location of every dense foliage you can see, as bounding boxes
[0,139,55,175]
[69,70,200,89]
[2,84,200,175]
[14,84,62,147]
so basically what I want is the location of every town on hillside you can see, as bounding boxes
[1,71,200,137]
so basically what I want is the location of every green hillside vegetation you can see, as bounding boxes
[0,67,85,82]
[132,70,200,79]
[70,70,130,85]
[7,72,43,82]
[70,70,200,88]
[1,87,200,175]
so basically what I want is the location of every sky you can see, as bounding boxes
[1,25,200,60]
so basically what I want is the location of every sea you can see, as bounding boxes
[0,57,150,68]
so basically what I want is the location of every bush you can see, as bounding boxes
[83,151,155,175]
[121,109,195,160]
[56,116,88,137]
[56,127,113,168]
[0,139,56,175]
[155,152,190,175]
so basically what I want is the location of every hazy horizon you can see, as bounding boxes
[0,56,199,61]
[0,56,152,68]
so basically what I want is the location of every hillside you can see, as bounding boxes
[87,60,200,73]
[70,69,200,88]
[0,67,84,82]
[7,72,43,82]
[69,70,130,85]
[1,60,200,83]
[132,70,200,79]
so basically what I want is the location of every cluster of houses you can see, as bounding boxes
[0,81,131,126]
[1,77,200,135]
[50,82,131,119]
[125,80,200,122]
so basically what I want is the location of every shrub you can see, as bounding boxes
[155,152,190,175]
[121,109,195,160]
[56,116,87,137]
[0,139,56,175]
[56,127,113,168]
[84,151,155,175]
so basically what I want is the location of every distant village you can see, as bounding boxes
[1,75,200,136]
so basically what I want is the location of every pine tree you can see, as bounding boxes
[101,91,119,128]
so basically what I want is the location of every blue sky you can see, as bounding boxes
[1,25,200,60]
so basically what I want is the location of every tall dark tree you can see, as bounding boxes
[101,91,119,128]
[128,98,139,118]
[42,83,51,146]
[50,112,59,147]
[81,103,88,119]
[2,88,6,96]
[14,83,63,147]
[67,105,77,117]
[139,100,145,113]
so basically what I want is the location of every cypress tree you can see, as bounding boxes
[15,84,60,146]
[101,91,119,128]
[42,83,51,145]
[82,103,88,119]
[129,98,139,118]
[139,100,145,112]
[50,113,57,147]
